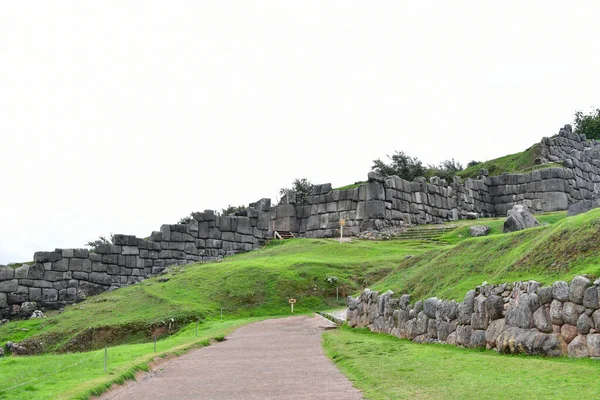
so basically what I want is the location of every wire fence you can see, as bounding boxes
[0,318,208,395]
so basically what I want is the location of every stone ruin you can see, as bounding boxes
[2,124,600,316]
[347,276,600,359]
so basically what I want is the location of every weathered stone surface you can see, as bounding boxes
[485,318,505,346]
[423,297,440,319]
[537,286,553,305]
[583,286,600,309]
[577,313,593,335]
[561,324,578,344]
[0,280,18,293]
[568,334,589,358]
[456,325,472,346]
[552,281,569,302]
[569,276,591,305]
[567,199,596,217]
[496,327,566,356]
[587,333,600,357]
[469,330,487,348]
[533,306,553,333]
[562,302,582,326]
[503,205,539,233]
[470,225,490,237]
[550,299,563,325]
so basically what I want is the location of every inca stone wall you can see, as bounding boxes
[347,275,600,358]
[2,124,600,316]
[0,199,272,318]
[272,125,600,237]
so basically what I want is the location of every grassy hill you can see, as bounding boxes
[457,143,563,179]
[3,208,600,398]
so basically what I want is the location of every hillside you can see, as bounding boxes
[457,143,563,178]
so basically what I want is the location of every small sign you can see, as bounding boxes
[339,218,346,227]
[289,298,296,304]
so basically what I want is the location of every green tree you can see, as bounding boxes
[426,158,464,182]
[573,108,600,140]
[371,151,427,181]
[279,178,315,205]
[220,205,247,216]
[467,160,482,168]
[85,234,114,249]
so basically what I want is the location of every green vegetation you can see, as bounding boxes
[457,144,564,179]
[333,181,366,190]
[323,326,600,399]
[574,107,600,140]
[0,318,256,400]
[374,210,600,300]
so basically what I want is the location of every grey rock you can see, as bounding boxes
[583,286,600,309]
[423,297,440,319]
[587,333,600,357]
[533,306,553,333]
[561,324,578,344]
[456,325,472,346]
[503,205,540,233]
[569,276,592,304]
[470,225,490,237]
[469,330,487,348]
[466,212,479,220]
[568,334,589,358]
[577,313,593,334]
[485,318,505,346]
[496,327,567,356]
[537,286,553,305]
[567,199,597,217]
[562,302,583,326]
[552,281,570,302]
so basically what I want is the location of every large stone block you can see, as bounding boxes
[541,192,568,212]
[365,200,386,219]
[0,279,18,293]
[41,288,58,302]
[569,276,591,304]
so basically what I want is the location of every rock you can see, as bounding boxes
[569,276,592,304]
[466,212,478,220]
[399,294,411,310]
[577,313,593,334]
[503,205,539,233]
[562,302,583,326]
[423,297,440,319]
[485,295,504,320]
[470,330,487,348]
[0,347,4,357]
[587,334,600,357]
[456,325,472,346]
[568,335,589,358]
[437,320,456,342]
[30,310,44,319]
[561,324,578,344]
[567,200,600,217]
[583,286,600,309]
[533,306,553,333]
[552,281,570,302]
[447,332,458,346]
[593,310,600,328]
[485,319,505,346]
[496,327,566,356]
[537,286,553,305]
[470,225,490,237]
[19,302,36,317]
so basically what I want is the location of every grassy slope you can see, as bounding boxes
[323,327,600,400]
[0,239,435,349]
[458,143,563,179]
[0,318,255,400]
[375,210,600,300]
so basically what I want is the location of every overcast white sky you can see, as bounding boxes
[1,1,600,263]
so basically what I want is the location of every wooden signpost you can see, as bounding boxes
[289,298,296,313]
[339,218,346,243]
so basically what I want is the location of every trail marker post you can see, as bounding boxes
[289,298,296,313]
[339,219,346,243]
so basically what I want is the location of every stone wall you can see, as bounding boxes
[271,125,600,236]
[0,199,272,318]
[347,276,600,358]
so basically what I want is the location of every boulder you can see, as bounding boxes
[583,286,600,309]
[470,225,490,237]
[485,318,505,346]
[577,313,593,335]
[550,300,563,324]
[587,334,600,357]
[503,205,539,233]
[569,276,592,304]
[567,199,600,217]
[533,306,553,333]
[469,330,487,348]
[562,302,583,326]
[537,286,553,305]
[552,281,569,302]
[568,335,589,358]
[496,327,566,356]
[466,212,479,220]
[561,324,578,344]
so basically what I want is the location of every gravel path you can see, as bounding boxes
[100,315,362,400]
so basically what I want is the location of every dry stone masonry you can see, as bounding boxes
[347,276,600,358]
[0,199,272,318]
[2,124,600,316]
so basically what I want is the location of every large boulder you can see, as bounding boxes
[503,205,540,233]
[567,198,600,217]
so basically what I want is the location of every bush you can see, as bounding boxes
[573,108,600,140]
[279,178,314,205]
[85,234,114,249]
[371,151,426,181]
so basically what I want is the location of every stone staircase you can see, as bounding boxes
[394,225,458,242]
[274,231,295,240]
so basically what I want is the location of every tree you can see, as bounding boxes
[426,158,464,182]
[371,151,426,181]
[279,178,315,205]
[85,234,114,249]
[573,108,600,140]
[467,160,482,168]
[219,205,247,216]
[178,213,193,224]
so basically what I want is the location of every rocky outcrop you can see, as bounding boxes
[470,225,490,237]
[503,205,540,233]
[347,275,600,358]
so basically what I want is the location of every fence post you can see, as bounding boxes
[104,346,107,373]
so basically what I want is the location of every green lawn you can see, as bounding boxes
[324,326,600,399]
[0,318,256,400]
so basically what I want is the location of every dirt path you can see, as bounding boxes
[100,315,362,400]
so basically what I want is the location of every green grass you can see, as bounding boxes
[323,326,600,400]
[0,318,258,400]
[333,181,366,190]
[374,210,600,300]
[458,143,564,179]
